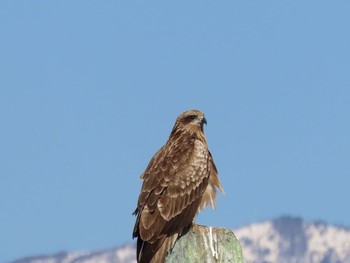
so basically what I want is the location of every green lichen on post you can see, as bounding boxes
[165,225,244,263]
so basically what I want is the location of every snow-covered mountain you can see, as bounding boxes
[235,216,350,263]
[11,216,350,263]
[11,245,136,263]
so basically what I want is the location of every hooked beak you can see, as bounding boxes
[201,116,207,125]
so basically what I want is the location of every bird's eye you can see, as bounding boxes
[187,115,197,121]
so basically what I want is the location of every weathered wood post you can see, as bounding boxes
[165,224,244,263]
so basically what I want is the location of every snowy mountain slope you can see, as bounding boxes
[235,216,350,263]
[11,216,350,263]
[11,246,136,263]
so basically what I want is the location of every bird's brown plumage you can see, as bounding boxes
[132,110,223,263]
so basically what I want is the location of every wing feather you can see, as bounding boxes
[134,137,210,246]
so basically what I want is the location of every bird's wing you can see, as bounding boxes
[134,139,210,244]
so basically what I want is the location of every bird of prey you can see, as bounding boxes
[132,109,223,263]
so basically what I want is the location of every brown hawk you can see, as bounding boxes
[132,109,223,263]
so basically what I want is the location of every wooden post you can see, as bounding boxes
[165,225,244,263]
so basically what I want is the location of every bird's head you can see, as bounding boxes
[171,110,207,137]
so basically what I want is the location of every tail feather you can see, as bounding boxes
[137,234,178,263]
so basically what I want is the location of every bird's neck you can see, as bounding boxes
[169,125,206,145]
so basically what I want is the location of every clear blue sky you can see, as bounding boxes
[1,1,349,262]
